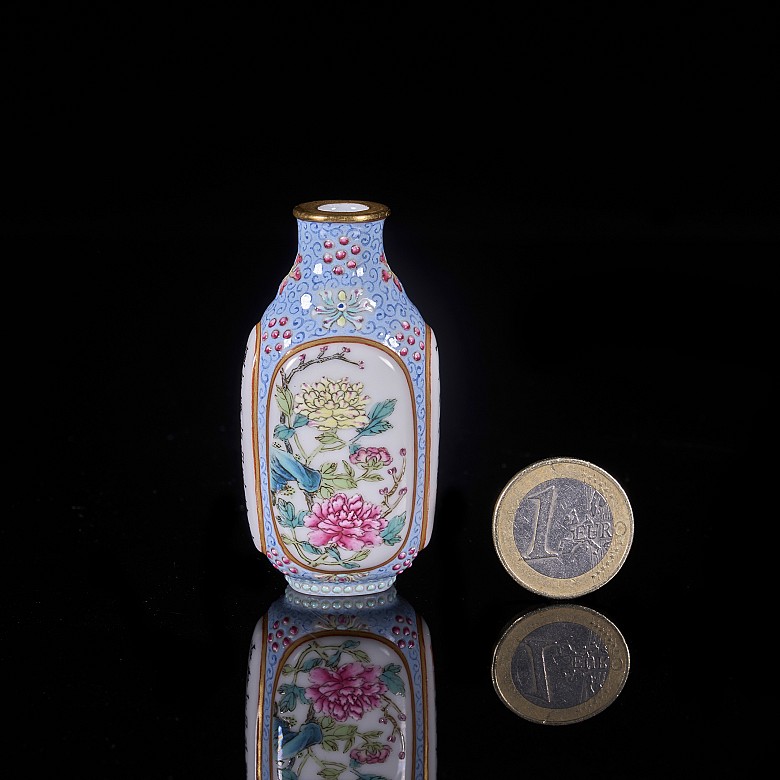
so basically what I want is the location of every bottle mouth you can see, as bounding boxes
[293,200,391,223]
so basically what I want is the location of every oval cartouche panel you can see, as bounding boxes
[266,339,416,575]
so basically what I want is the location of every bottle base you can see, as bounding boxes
[284,575,397,596]
[285,586,398,611]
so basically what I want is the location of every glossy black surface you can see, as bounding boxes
[5,9,771,779]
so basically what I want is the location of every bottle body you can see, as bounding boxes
[241,201,439,595]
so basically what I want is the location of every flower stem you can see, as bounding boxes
[280,535,316,565]
[293,432,313,463]
[380,699,406,755]
[283,351,363,386]
[381,456,406,517]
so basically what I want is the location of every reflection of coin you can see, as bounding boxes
[493,457,634,598]
[492,603,630,725]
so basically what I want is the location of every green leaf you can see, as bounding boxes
[379,665,405,696]
[276,386,295,417]
[324,474,358,490]
[293,510,308,528]
[274,424,296,441]
[276,498,297,527]
[301,542,322,555]
[316,439,345,454]
[321,736,339,751]
[367,398,396,422]
[354,418,392,438]
[321,462,338,475]
[349,649,370,663]
[330,724,357,738]
[352,399,397,442]
[292,412,309,428]
[317,768,342,779]
[380,513,406,545]
[300,656,324,672]
[316,432,343,446]
[342,460,355,479]
[278,683,309,711]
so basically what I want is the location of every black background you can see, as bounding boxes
[4,5,773,779]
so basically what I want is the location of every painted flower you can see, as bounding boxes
[315,614,370,632]
[349,744,392,764]
[349,446,392,468]
[305,493,387,550]
[313,288,375,329]
[295,378,370,431]
[305,662,387,722]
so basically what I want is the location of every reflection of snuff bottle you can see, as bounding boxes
[245,587,436,779]
[240,200,440,596]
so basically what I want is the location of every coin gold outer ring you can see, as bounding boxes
[292,200,391,223]
[492,603,630,725]
[492,457,634,599]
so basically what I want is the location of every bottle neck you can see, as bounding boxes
[295,217,387,281]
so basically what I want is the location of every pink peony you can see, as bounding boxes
[350,744,392,764]
[305,662,388,721]
[306,493,387,551]
[349,446,392,467]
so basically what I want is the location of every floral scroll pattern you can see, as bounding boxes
[270,345,408,572]
[312,288,376,330]
[273,631,407,780]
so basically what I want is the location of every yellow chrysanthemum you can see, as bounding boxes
[295,378,370,431]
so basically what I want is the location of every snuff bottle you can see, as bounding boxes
[241,201,440,595]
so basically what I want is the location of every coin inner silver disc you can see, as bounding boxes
[512,477,614,579]
[510,621,612,709]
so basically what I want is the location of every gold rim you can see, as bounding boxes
[293,200,391,223]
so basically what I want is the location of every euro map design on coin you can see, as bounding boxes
[492,457,634,598]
